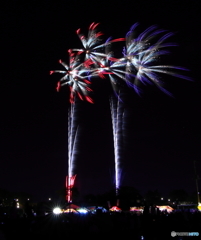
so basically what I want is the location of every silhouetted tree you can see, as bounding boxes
[0,188,12,206]
[118,186,142,210]
[169,189,189,203]
[145,190,161,205]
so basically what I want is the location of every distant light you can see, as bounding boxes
[27,198,30,201]
[168,199,170,201]
[53,207,62,214]
[48,198,51,201]
[161,198,163,200]
[17,203,20,209]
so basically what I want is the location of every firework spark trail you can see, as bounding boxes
[97,24,190,194]
[90,46,133,194]
[68,101,79,177]
[110,93,124,193]
[96,53,130,193]
[51,49,95,179]
[84,48,129,194]
[69,23,131,194]
[50,50,95,202]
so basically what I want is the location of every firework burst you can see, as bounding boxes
[120,23,191,95]
[51,22,191,200]
[50,49,94,103]
[50,50,95,202]
[72,22,125,66]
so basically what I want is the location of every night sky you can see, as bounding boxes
[0,0,201,201]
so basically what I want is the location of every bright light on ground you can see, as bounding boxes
[77,208,88,214]
[198,203,201,211]
[53,207,62,214]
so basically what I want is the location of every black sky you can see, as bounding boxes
[0,0,201,201]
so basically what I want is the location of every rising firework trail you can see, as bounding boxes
[110,93,124,194]
[89,48,132,194]
[73,23,127,194]
[67,98,78,188]
[50,50,95,202]
[96,23,191,195]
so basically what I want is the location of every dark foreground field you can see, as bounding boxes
[0,210,201,240]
